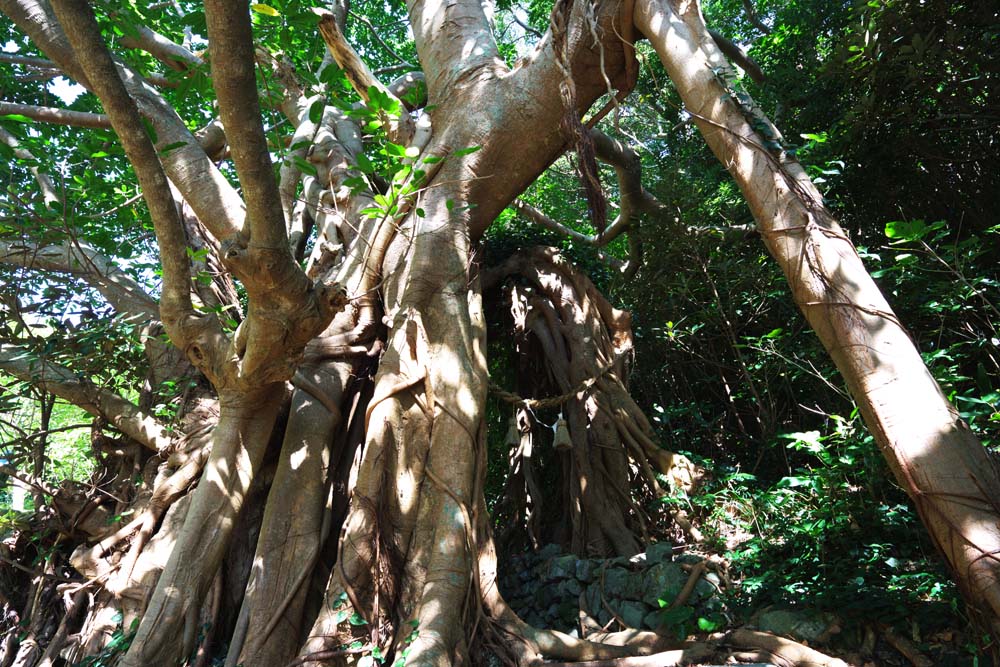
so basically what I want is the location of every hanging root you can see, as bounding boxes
[549,0,608,232]
[484,247,703,556]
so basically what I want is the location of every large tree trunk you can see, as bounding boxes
[635,0,1000,637]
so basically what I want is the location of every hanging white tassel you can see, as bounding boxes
[553,415,572,451]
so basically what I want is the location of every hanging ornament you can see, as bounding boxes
[553,414,572,451]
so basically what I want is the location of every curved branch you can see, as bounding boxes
[510,200,625,270]
[511,129,666,275]
[348,9,411,66]
[708,28,765,84]
[515,128,752,276]
[119,23,202,72]
[0,238,159,319]
[49,0,193,338]
[740,0,771,35]
[0,344,172,452]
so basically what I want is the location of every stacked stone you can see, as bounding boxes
[498,542,723,635]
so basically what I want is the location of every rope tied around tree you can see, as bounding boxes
[488,349,626,409]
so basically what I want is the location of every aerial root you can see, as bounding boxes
[724,629,852,667]
[529,642,715,667]
[530,629,853,667]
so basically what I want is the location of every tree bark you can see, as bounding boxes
[121,385,286,666]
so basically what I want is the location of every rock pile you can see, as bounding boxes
[498,542,723,635]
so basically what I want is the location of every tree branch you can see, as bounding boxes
[516,128,751,277]
[0,238,159,319]
[0,50,175,87]
[1,0,245,241]
[49,0,193,339]
[203,0,286,250]
[0,51,58,69]
[314,8,414,144]
[708,28,765,84]
[0,101,111,129]
[119,23,202,72]
[740,0,771,35]
[0,126,59,204]
[510,200,625,270]
[0,0,89,85]
[0,344,172,452]
[348,9,412,66]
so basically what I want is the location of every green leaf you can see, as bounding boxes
[309,100,325,124]
[697,616,722,632]
[251,3,280,16]
[453,146,481,157]
[885,219,928,242]
[291,155,319,176]
[140,118,158,144]
[342,176,367,191]
[657,606,694,626]
[1,114,32,123]
[800,132,828,143]
[355,154,375,174]
[383,142,407,157]
[291,156,318,176]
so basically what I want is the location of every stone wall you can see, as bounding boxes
[498,542,723,636]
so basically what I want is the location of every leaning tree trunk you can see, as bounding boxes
[635,0,1000,638]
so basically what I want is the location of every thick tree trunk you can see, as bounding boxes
[122,385,286,666]
[636,0,1000,637]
